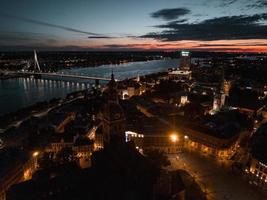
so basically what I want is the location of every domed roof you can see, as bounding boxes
[102,102,125,121]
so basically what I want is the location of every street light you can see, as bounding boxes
[170,133,178,143]
[32,151,39,157]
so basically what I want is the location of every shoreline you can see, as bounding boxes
[0,89,86,132]
[0,70,166,133]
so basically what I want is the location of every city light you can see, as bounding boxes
[32,151,39,157]
[170,134,178,142]
[181,51,190,57]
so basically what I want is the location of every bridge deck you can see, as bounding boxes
[18,72,114,81]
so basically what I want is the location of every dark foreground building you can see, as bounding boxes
[7,74,185,200]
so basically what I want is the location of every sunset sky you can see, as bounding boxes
[0,0,267,51]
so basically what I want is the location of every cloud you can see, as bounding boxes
[0,13,99,36]
[258,0,267,6]
[103,44,151,48]
[151,8,190,21]
[247,0,267,8]
[88,36,118,39]
[218,0,239,7]
[0,31,56,45]
[0,44,97,51]
[141,13,267,41]
[197,43,267,47]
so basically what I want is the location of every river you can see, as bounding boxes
[0,58,179,116]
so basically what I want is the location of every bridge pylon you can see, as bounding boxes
[34,50,41,72]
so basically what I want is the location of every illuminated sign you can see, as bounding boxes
[181,51,190,57]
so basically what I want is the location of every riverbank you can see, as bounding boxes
[0,89,86,132]
[0,51,169,72]
[0,73,30,80]
[0,59,180,116]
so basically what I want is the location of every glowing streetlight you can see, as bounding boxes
[32,151,39,157]
[170,134,178,143]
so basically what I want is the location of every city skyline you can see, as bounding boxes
[0,0,267,52]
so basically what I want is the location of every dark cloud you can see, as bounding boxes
[141,13,267,41]
[103,44,151,48]
[0,44,97,52]
[0,13,99,36]
[247,0,267,8]
[218,0,239,7]
[258,0,267,6]
[0,31,54,45]
[88,36,118,39]
[151,8,190,21]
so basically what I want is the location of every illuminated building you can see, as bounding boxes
[183,127,239,159]
[248,159,267,184]
[126,117,184,154]
[183,110,248,159]
[168,51,192,81]
[168,69,192,81]
[212,68,226,113]
[212,92,225,113]
[47,135,94,169]
[0,148,37,200]
[224,80,232,96]
[127,132,183,154]
[127,81,141,98]
[247,123,267,186]
[179,50,191,71]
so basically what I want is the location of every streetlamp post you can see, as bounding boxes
[170,133,179,153]
[32,151,39,169]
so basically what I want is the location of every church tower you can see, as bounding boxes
[212,68,225,112]
[101,72,126,146]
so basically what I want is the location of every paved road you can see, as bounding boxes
[168,151,267,200]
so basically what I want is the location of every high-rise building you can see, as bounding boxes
[179,50,191,71]
[168,51,192,80]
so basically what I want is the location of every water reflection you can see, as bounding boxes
[0,59,179,115]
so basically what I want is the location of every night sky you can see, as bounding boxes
[0,0,267,51]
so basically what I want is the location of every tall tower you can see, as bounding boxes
[212,68,225,112]
[101,73,126,146]
[33,50,41,72]
[179,50,191,71]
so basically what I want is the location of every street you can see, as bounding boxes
[168,151,267,200]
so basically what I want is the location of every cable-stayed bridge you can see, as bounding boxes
[18,51,114,83]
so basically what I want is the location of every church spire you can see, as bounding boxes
[107,71,118,103]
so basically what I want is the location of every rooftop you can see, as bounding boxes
[251,123,267,164]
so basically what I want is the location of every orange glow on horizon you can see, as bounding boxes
[53,37,267,52]
[85,38,267,52]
